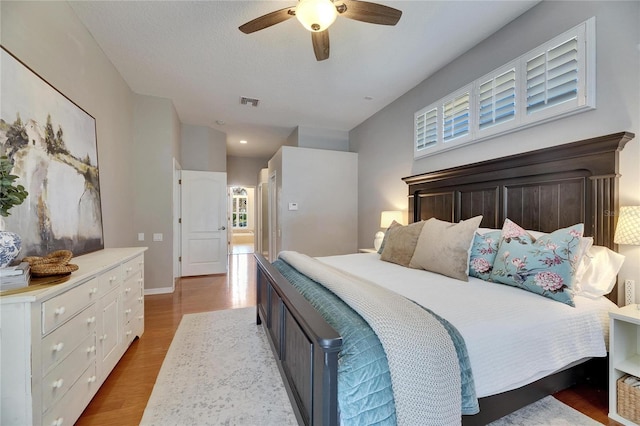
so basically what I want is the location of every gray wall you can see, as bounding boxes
[269,146,358,257]
[227,156,269,187]
[181,124,226,172]
[296,126,350,151]
[1,1,181,292]
[133,94,180,290]
[1,1,136,250]
[351,1,640,297]
[286,126,350,151]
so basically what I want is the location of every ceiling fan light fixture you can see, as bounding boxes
[296,0,337,32]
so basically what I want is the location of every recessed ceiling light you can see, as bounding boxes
[240,140,248,144]
[215,120,225,125]
[364,96,374,101]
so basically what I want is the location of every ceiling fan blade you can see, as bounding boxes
[338,0,402,26]
[239,7,295,34]
[311,30,330,61]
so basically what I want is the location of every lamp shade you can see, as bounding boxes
[296,0,338,32]
[380,211,403,228]
[614,206,640,245]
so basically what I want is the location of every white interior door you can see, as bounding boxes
[181,171,228,276]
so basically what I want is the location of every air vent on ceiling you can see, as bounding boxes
[240,96,260,107]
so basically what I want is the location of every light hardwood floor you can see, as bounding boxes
[76,253,620,425]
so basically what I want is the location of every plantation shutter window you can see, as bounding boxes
[479,69,516,130]
[443,92,470,142]
[415,107,437,151]
[526,37,579,114]
[413,17,594,159]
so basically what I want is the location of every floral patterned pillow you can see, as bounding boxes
[489,219,584,307]
[469,230,502,280]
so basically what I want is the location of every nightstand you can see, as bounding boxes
[609,304,640,425]
[358,248,378,253]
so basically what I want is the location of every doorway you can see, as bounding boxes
[229,186,255,255]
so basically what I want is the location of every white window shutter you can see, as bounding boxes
[415,107,438,151]
[479,68,516,130]
[526,37,579,114]
[443,92,470,142]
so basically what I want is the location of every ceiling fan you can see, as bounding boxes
[238,0,402,61]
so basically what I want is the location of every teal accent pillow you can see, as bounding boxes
[469,230,502,281]
[489,219,584,307]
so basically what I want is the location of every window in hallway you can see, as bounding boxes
[231,187,248,228]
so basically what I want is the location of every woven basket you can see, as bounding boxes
[617,375,640,423]
[23,250,79,277]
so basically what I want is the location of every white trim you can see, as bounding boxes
[145,286,174,295]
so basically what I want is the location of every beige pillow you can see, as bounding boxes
[380,220,425,267]
[409,216,483,281]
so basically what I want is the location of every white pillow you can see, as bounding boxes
[574,245,625,298]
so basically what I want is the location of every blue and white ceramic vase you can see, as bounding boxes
[0,231,22,268]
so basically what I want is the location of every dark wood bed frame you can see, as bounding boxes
[255,131,634,426]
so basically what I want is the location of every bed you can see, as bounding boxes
[255,131,635,425]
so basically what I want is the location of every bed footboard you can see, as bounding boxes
[255,253,342,426]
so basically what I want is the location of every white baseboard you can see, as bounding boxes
[144,286,174,295]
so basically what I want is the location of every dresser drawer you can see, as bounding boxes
[98,266,121,296]
[123,286,143,315]
[123,310,144,346]
[122,276,143,305]
[41,333,96,413]
[122,255,143,281]
[42,280,99,335]
[42,363,98,426]
[41,304,97,375]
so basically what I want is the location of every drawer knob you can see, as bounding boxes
[125,308,132,314]
[87,345,96,354]
[52,378,64,389]
[51,417,64,426]
[126,330,132,336]
[127,267,133,272]
[110,275,117,282]
[52,342,64,352]
[87,316,96,324]
[99,334,108,341]
[87,375,97,384]
[138,297,144,302]
[124,287,131,293]
[138,315,144,320]
[54,306,66,316]
[89,287,98,295]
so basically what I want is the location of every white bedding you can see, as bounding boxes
[317,252,616,398]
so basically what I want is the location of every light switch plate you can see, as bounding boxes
[288,202,298,211]
[137,233,145,241]
[153,233,163,242]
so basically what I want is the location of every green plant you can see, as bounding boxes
[0,155,28,217]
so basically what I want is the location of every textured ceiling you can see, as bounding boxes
[69,1,538,158]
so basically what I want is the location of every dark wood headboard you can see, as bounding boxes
[402,131,635,304]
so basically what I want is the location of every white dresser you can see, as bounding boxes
[0,247,147,426]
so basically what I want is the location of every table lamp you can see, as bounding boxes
[374,211,403,251]
[614,206,640,305]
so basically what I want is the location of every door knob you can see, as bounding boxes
[219,226,226,230]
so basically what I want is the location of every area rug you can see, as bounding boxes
[140,307,297,426]
[489,396,602,425]
[141,307,602,426]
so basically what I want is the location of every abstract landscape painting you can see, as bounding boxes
[0,47,103,258]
